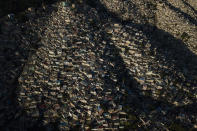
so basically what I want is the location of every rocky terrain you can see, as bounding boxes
[0,0,197,130]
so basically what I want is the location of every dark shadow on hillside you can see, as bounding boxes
[72,0,197,129]
[0,2,60,131]
[1,0,196,130]
[84,0,197,95]
[181,0,197,15]
[0,0,59,17]
[159,0,197,26]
